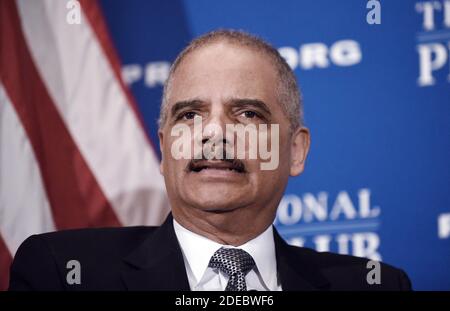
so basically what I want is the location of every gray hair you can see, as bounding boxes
[158,29,303,132]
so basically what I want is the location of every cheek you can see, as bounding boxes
[169,159,186,174]
[279,133,292,159]
[249,162,289,185]
[161,155,185,183]
[282,145,293,168]
[248,170,288,205]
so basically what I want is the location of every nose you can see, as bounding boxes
[202,137,227,145]
[200,104,233,158]
[202,102,231,141]
[201,125,230,158]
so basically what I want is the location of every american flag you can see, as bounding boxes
[0,0,169,290]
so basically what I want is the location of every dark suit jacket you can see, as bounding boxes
[9,214,412,291]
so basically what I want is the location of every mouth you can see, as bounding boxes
[188,159,246,174]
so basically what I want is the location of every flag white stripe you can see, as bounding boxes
[0,83,56,255]
[16,0,169,226]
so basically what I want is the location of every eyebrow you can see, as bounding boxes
[169,97,272,118]
[226,98,271,116]
[170,99,205,118]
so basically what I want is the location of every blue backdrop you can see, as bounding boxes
[99,0,450,290]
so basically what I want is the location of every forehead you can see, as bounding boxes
[167,42,280,106]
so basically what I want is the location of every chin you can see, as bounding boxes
[186,194,251,213]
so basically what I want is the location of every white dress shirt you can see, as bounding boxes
[173,219,282,291]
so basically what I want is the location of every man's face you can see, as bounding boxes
[159,42,309,219]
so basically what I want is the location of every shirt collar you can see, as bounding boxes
[173,219,278,289]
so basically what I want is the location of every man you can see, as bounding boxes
[9,30,411,291]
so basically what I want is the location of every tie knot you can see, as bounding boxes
[208,247,256,277]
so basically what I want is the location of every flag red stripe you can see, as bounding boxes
[80,0,159,155]
[0,235,12,291]
[0,0,121,229]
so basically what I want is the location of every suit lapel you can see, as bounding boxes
[273,227,330,291]
[121,214,329,291]
[121,213,191,291]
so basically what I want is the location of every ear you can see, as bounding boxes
[290,127,310,176]
[158,129,164,175]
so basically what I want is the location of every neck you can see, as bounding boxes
[172,206,276,246]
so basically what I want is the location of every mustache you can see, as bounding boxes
[187,157,246,173]
[187,146,246,173]
[186,141,246,173]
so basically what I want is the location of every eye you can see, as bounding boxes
[180,111,198,120]
[241,111,258,119]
